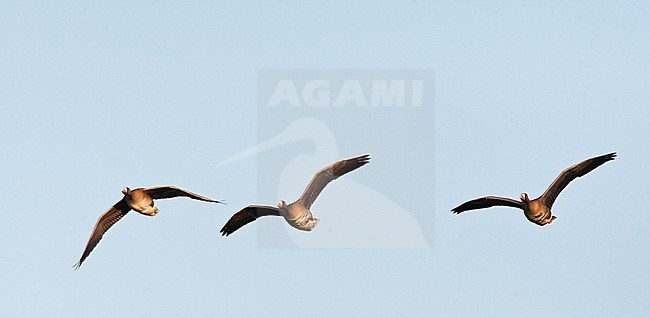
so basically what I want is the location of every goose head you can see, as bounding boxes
[277,200,288,211]
[122,187,131,196]
[520,193,530,204]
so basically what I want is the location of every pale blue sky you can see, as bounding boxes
[1,1,649,317]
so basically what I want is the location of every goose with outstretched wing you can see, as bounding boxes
[220,154,370,236]
[74,186,221,269]
[452,152,616,226]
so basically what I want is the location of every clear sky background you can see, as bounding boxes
[1,1,649,317]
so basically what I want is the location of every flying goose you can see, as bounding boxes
[74,186,221,269]
[452,152,616,226]
[220,154,370,236]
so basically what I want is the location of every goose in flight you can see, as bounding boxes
[452,152,616,226]
[74,186,221,269]
[220,154,370,236]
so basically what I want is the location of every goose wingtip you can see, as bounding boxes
[219,226,230,237]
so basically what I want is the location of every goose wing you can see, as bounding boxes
[539,152,616,209]
[297,154,370,209]
[452,196,524,214]
[74,199,131,269]
[220,205,281,236]
[144,186,221,203]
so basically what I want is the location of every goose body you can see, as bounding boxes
[125,187,158,216]
[220,154,370,236]
[452,152,616,226]
[282,202,320,231]
[74,186,221,269]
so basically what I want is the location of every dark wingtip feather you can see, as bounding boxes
[333,154,371,177]
[202,198,225,204]
[594,152,617,163]
[451,205,467,214]
[356,155,371,168]
[588,152,617,170]
[219,222,233,237]
[358,154,371,164]
[451,200,476,214]
[347,154,370,166]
